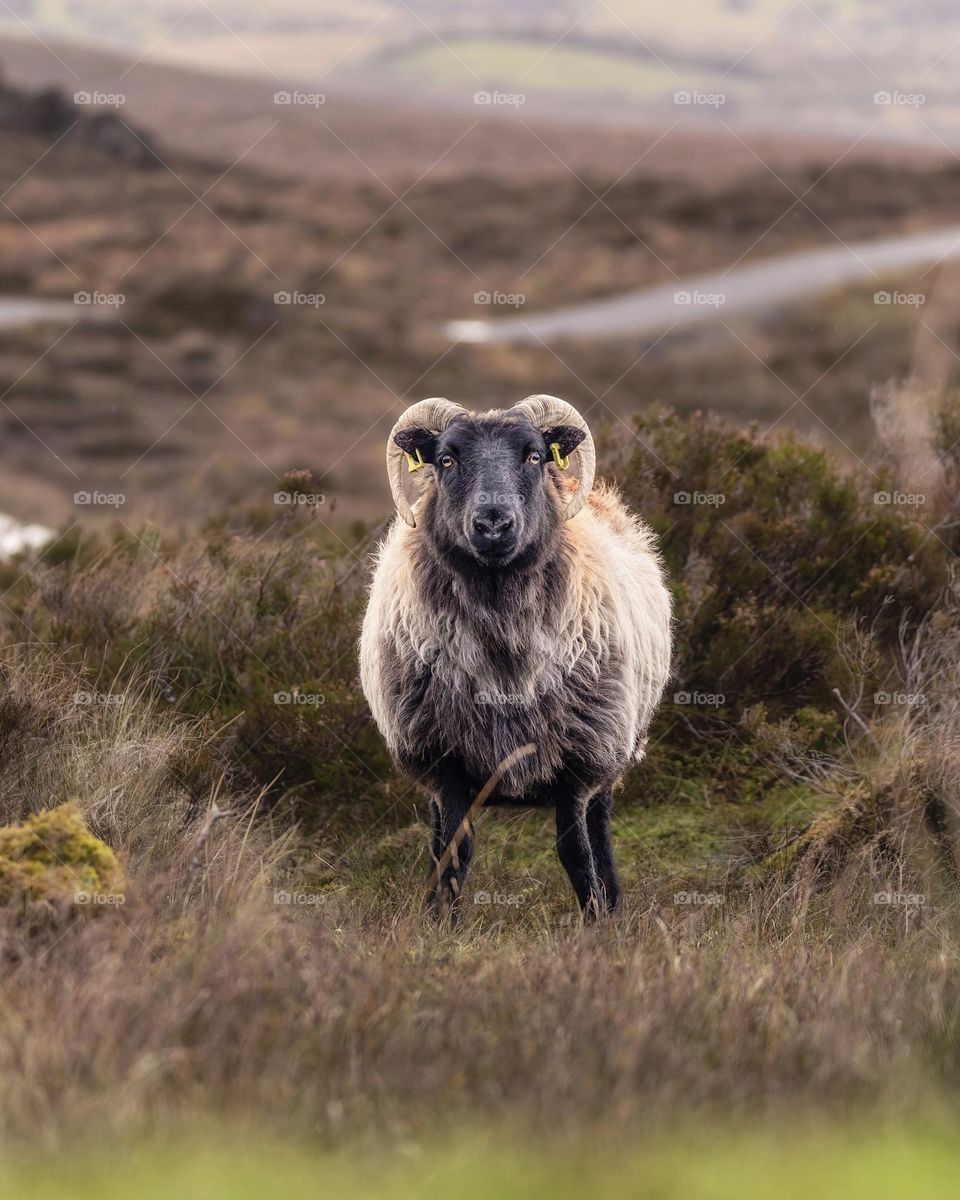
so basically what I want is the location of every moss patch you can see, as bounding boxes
[0,803,124,914]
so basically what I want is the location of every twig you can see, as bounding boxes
[424,743,537,904]
[190,799,231,875]
[832,686,881,752]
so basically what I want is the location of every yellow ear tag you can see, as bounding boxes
[549,442,570,470]
[405,448,426,473]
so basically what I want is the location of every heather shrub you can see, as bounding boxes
[6,495,393,826]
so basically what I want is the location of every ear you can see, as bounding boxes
[543,425,586,460]
[393,427,437,464]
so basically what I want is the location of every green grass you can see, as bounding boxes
[385,38,702,98]
[5,1127,960,1200]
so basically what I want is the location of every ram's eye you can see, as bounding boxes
[439,453,456,469]
[527,451,542,465]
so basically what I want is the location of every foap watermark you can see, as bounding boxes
[474,290,525,307]
[873,491,925,507]
[274,290,325,307]
[674,690,725,707]
[874,691,926,707]
[475,491,522,507]
[274,90,325,107]
[474,90,525,108]
[874,290,925,307]
[274,490,325,507]
[673,891,724,906]
[74,90,125,107]
[74,490,125,509]
[74,291,125,307]
[74,891,125,906]
[274,890,322,906]
[874,891,926,907]
[673,490,725,506]
[274,690,325,707]
[674,89,725,108]
[473,889,526,907]
[874,90,925,109]
[674,289,725,308]
[75,691,124,706]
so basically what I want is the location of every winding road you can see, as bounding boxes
[446,225,960,345]
[0,515,54,558]
[0,297,83,330]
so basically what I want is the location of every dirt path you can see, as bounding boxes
[0,298,80,330]
[447,226,960,344]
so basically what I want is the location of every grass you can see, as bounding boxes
[3,1127,960,1199]
[385,39,694,98]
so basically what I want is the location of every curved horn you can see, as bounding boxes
[512,394,595,520]
[387,398,467,527]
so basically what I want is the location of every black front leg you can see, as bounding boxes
[555,773,602,920]
[586,788,621,913]
[425,761,476,923]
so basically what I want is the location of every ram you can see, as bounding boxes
[360,395,672,919]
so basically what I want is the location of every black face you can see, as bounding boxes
[394,415,585,569]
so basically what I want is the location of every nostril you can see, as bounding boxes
[472,509,515,539]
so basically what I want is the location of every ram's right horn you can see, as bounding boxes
[386,398,468,527]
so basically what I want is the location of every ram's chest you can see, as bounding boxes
[393,615,560,766]
[419,622,548,715]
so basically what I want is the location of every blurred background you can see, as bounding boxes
[0,0,958,536]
